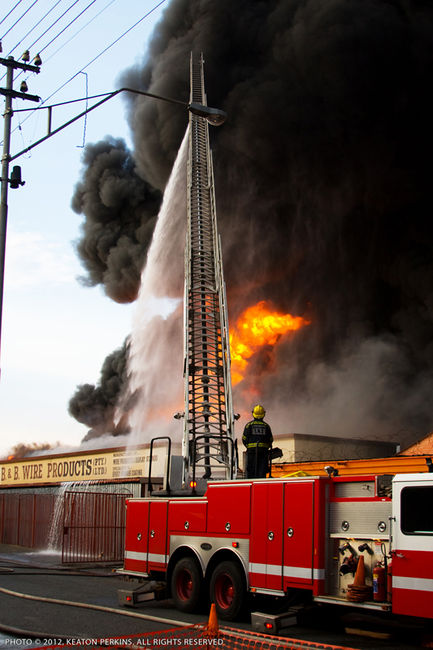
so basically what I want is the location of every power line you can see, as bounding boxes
[29,0,96,55]
[6,0,64,57]
[4,0,83,61]
[0,0,41,41]
[0,0,25,28]
[3,0,168,141]
[11,0,117,79]
[40,0,117,69]
[1,0,95,82]
[43,0,168,106]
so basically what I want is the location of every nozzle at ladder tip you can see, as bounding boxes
[188,102,227,126]
[353,555,366,586]
[206,603,219,634]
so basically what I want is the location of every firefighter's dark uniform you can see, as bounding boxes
[242,418,273,478]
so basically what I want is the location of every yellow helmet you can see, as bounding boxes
[252,404,266,419]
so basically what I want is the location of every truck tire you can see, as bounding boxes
[209,560,246,620]
[171,557,202,613]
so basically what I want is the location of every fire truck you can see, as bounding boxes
[120,471,433,622]
[118,57,433,625]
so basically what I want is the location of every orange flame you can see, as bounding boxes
[230,300,311,385]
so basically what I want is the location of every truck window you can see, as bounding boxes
[401,486,433,535]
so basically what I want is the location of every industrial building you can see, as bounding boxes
[0,442,170,561]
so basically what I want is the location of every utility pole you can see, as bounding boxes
[0,55,40,372]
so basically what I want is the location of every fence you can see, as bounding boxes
[0,490,129,560]
[0,492,56,548]
[62,491,130,563]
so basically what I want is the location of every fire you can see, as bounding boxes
[230,300,311,385]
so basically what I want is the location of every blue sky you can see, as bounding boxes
[0,0,169,458]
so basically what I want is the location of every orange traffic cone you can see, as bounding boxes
[347,555,372,602]
[206,603,219,634]
[352,555,365,586]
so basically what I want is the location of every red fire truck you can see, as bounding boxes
[119,471,433,622]
[117,59,433,626]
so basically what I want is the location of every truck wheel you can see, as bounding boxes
[171,557,202,613]
[210,560,246,620]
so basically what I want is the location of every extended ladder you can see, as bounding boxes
[182,53,236,485]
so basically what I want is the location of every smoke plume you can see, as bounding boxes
[7,442,59,459]
[69,339,133,441]
[71,0,433,447]
[72,137,161,303]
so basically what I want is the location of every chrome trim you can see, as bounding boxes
[170,535,250,580]
[251,587,286,597]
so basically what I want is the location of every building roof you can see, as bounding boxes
[399,430,433,455]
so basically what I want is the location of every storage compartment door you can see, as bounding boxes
[283,481,314,588]
[147,500,168,572]
[123,500,149,573]
[250,483,284,591]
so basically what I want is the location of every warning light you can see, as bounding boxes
[265,623,273,630]
[232,542,239,548]
[126,596,132,602]
[190,480,197,489]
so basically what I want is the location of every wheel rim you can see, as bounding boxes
[214,572,234,609]
[177,568,194,601]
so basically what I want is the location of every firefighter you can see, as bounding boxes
[242,404,273,478]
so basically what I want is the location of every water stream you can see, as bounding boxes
[125,129,188,444]
[46,482,80,551]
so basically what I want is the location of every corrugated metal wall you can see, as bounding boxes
[0,484,138,554]
[0,493,56,548]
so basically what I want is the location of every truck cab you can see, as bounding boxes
[391,473,433,618]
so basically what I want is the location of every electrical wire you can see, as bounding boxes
[8,0,117,81]
[0,0,41,41]
[0,0,25,28]
[77,70,88,147]
[34,0,117,73]
[6,0,168,142]
[2,0,98,85]
[0,0,89,81]
[5,0,64,58]
[1,0,168,149]
[0,0,102,104]
[29,0,97,56]
[42,0,168,107]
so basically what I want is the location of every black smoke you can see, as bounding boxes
[6,442,58,459]
[72,137,161,303]
[69,339,133,441]
[71,0,433,446]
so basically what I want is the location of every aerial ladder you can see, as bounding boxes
[181,54,237,486]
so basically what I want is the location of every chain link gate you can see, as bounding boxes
[62,491,130,564]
